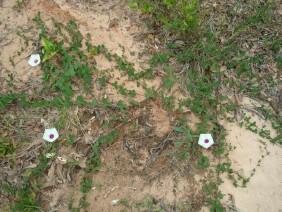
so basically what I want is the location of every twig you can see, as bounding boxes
[175,63,189,75]
[223,204,239,212]
[127,134,156,140]
[17,138,43,158]
[240,106,265,120]
[104,186,119,198]
[148,130,174,164]
[0,192,17,203]
[124,136,135,155]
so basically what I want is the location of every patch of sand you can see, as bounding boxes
[219,120,282,212]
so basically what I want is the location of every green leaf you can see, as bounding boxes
[98,76,106,86]
[119,87,127,95]
[65,68,76,77]
[129,90,136,97]
[163,76,174,89]
[44,52,57,62]
[172,126,185,133]
[174,140,185,148]
[144,87,157,99]
[117,100,127,112]
[198,154,210,170]
[41,37,54,52]
[102,98,112,108]
[41,38,57,62]
[184,129,194,141]
[217,177,224,184]
[128,98,140,106]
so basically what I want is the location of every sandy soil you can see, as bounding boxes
[219,101,282,212]
[0,0,281,211]
[220,122,282,211]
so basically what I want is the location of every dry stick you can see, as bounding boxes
[240,106,265,120]
[127,134,156,140]
[124,135,135,155]
[0,192,17,203]
[17,138,43,158]
[223,204,239,212]
[104,186,120,198]
[147,130,174,165]
[175,63,189,75]
[0,119,26,137]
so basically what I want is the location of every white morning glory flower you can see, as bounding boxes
[43,128,59,142]
[198,134,214,149]
[28,54,41,67]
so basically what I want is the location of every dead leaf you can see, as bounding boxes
[56,163,65,183]
[56,156,67,164]
[17,138,44,158]
[25,163,38,169]
[40,118,49,128]
[220,65,227,72]
[84,133,93,144]
[228,193,235,206]
[47,162,56,183]
[77,157,87,168]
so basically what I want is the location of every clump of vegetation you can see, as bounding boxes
[130,0,281,209]
[130,0,200,38]
[12,0,30,11]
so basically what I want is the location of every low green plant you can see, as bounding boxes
[16,30,29,46]
[41,37,58,62]
[0,92,22,108]
[197,153,210,170]
[2,179,40,212]
[0,137,15,158]
[12,0,29,11]
[130,0,200,39]
[80,175,92,194]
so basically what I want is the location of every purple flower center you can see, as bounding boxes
[204,139,209,143]
[49,134,54,139]
[34,59,38,63]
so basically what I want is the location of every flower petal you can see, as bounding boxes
[28,54,41,67]
[198,134,214,149]
[46,153,56,158]
[43,128,59,142]
[110,199,119,206]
